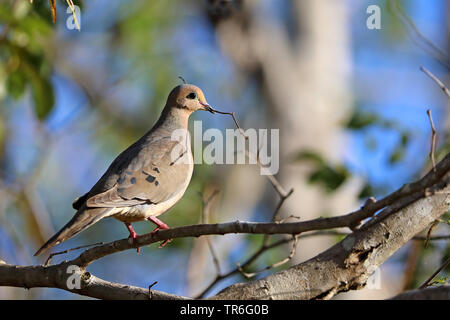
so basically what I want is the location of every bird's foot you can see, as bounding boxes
[125,223,141,254]
[148,216,172,248]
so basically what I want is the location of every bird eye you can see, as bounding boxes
[186,92,197,99]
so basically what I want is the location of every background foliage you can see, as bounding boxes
[0,0,448,299]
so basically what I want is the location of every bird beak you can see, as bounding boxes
[200,102,214,114]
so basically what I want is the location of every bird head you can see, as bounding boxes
[167,84,214,113]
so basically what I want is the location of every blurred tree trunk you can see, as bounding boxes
[186,0,360,296]
[211,0,358,261]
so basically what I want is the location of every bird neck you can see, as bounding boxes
[150,106,192,140]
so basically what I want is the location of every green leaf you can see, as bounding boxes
[29,73,54,120]
[6,70,27,99]
[293,149,351,193]
[292,150,325,165]
[358,183,374,199]
[11,45,55,121]
[346,110,379,130]
[401,132,410,147]
[389,147,405,164]
[308,164,350,193]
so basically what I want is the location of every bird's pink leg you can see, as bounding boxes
[125,222,140,254]
[147,216,172,248]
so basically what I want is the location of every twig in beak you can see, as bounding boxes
[208,107,248,140]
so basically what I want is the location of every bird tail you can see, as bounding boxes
[34,207,110,256]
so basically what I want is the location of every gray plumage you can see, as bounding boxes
[35,84,212,256]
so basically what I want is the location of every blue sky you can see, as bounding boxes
[1,0,448,298]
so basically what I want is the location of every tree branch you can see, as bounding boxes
[0,154,448,299]
[0,260,187,300]
[73,153,449,268]
[210,181,449,299]
[389,285,450,300]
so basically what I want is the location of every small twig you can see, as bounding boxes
[237,235,299,279]
[271,189,295,222]
[413,234,450,241]
[209,106,292,198]
[420,67,450,99]
[261,189,294,247]
[194,236,295,298]
[208,107,248,140]
[390,0,450,67]
[290,229,450,242]
[205,238,221,276]
[196,105,296,296]
[419,257,450,289]
[148,281,158,299]
[276,215,301,224]
[66,0,81,31]
[244,149,292,198]
[425,220,440,248]
[426,109,437,172]
[256,129,266,162]
[44,242,104,266]
[200,190,221,275]
[49,0,56,23]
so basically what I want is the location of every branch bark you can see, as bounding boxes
[209,182,449,299]
[0,260,187,300]
[389,285,450,300]
[0,155,448,299]
[70,153,450,269]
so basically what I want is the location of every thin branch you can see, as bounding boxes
[201,153,293,295]
[194,106,295,297]
[427,109,437,172]
[2,155,447,300]
[165,173,448,298]
[208,107,249,140]
[201,190,222,275]
[390,0,450,67]
[420,67,450,99]
[424,220,440,248]
[45,242,104,267]
[237,235,299,279]
[66,0,81,31]
[60,153,449,269]
[390,285,450,300]
[210,184,450,300]
[148,281,158,299]
[413,234,450,241]
[296,230,450,242]
[49,0,56,23]
[194,236,295,299]
[419,257,450,289]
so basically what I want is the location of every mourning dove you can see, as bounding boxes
[34,84,213,256]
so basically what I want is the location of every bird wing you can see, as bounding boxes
[82,136,191,208]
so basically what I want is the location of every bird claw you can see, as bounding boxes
[151,227,172,248]
[148,217,172,248]
[128,234,141,254]
[158,238,172,248]
[125,223,141,254]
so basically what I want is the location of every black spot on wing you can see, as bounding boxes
[155,181,159,186]
[146,175,156,183]
[153,167,160,173]
[130,177,137,184]
[72,193,89,210]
